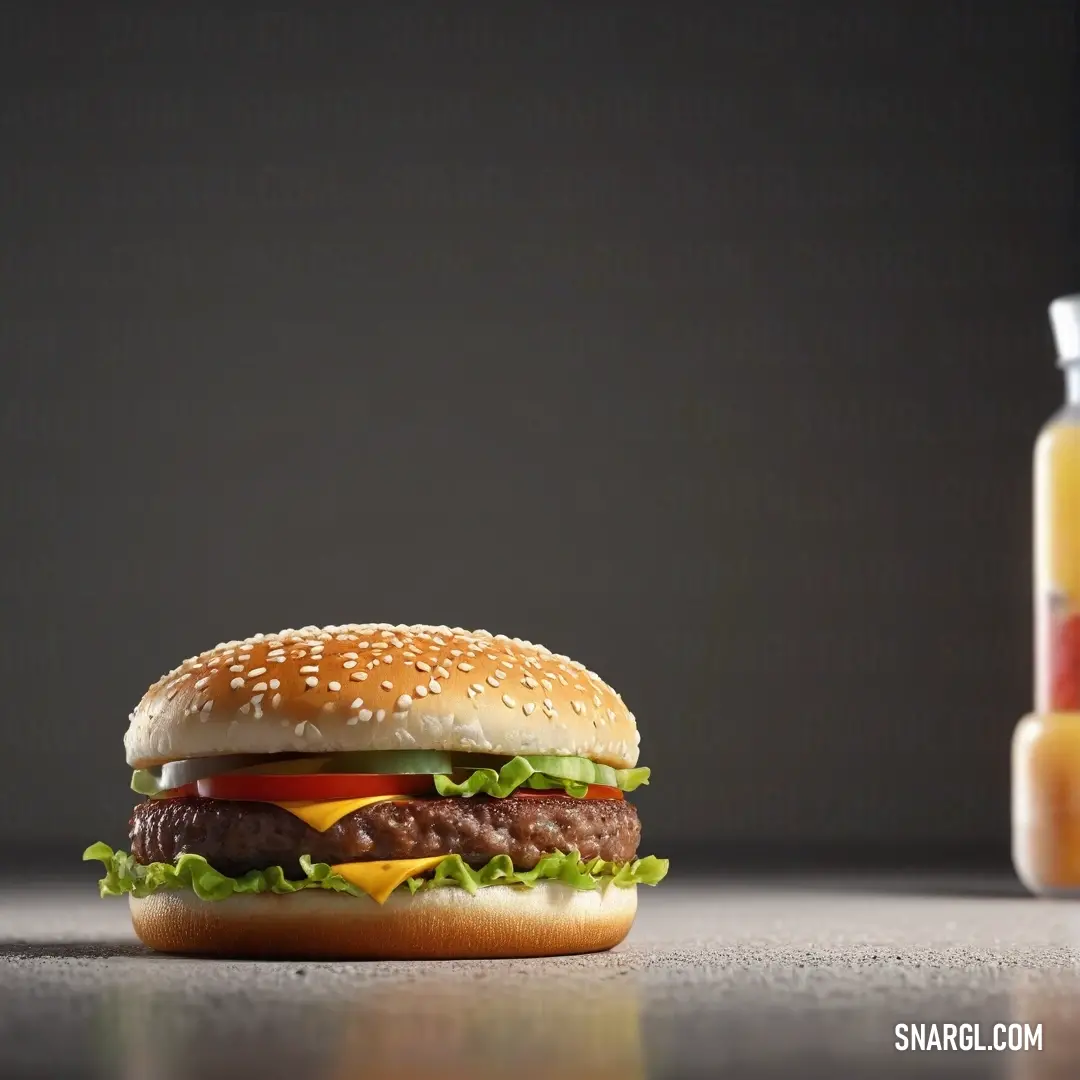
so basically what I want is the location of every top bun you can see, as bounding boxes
[125,624,641,769]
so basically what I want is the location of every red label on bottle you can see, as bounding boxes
[1050,600,1080,710]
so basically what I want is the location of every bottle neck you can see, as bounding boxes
[1066,363,1080,405]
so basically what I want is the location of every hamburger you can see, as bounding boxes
[85,623,668,958]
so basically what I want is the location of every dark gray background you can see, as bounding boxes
[1,3,1075,867]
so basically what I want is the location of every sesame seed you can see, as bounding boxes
[305,676,318,688]
[238,654,251,662]
[194,676,210,690]
[449,649,462,657]
[229,678,245,690]
[229,665,244,673]
[247,667,267,678]
[543,698,553,708]
[350,671,367,681]
[572,700,585,714]
[380,655,393,664]
[500,660,514,670]
[486,675,500,688]
[428,679,442,694]
[269,678,280,689]
[458,662,474,672]
[380,680,393,691]
[343,660,357,669]
[272,693,282,708]
[522,676,538,689]
[435,665,450,679]
[327,680,340,692]
[494,669,507,680]
[201,700,213,713]
[523,702,535,715]
[252,682,267,692]
[414,684,428,698]
[541,679,553,692]
[251,693,264,705]
[607,709,616,721]
[467,687,477,699]
[415,661,431,673]
[593,694,602,707]
[239,702,251,714]
[295,722,307,736]
[375,709,386,722]
[269,656,286,663]
[299,665,319,674]
[395,692,412,709]
[350,698,364,709]
[502,693,516,708]
[366,661,378,670]
[342,652,358,660]
[470,683,485,694]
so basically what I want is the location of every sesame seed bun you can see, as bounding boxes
[129,881,638,959]
[125,624,641,770]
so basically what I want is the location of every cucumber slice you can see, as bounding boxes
[311,750,455,775]
[132,749,458,795]
[234,751,455,776]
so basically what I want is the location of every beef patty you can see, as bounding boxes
[131,795,641,877]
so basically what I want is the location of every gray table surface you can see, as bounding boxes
[3,874,1079,1079]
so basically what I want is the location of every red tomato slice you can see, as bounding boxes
[196,773,436,802]
[513,785,624,800]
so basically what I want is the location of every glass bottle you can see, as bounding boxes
[1014,295,1080,895]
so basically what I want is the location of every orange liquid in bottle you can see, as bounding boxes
[1013,297,1080,895]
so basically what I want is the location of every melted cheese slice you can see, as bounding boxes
[331,857,448,904]
[269,794,415,832]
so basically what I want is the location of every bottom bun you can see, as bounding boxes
[130,882,638,959]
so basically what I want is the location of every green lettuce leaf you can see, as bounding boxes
[403,851,670,895]
[82,843,668,901]
[433,756,650,798]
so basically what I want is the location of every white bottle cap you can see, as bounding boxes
[1050,295,1080,364]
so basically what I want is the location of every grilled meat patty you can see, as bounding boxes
[130,795,641,877]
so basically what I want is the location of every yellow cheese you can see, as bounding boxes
[330,856,448,904]
[269,794,415,832]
